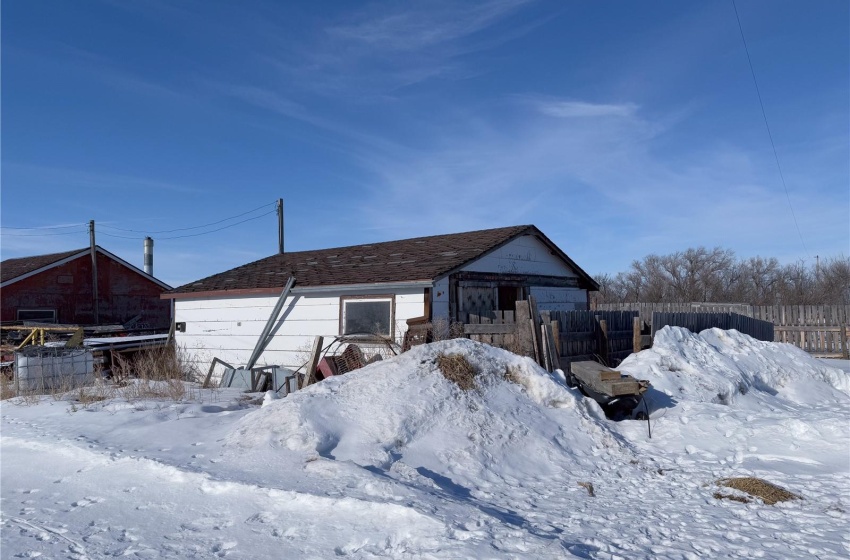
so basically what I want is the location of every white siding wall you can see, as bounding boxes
[461,234,578,277]
[175,287,425,374]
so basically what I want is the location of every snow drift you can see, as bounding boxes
[618,326,850,406]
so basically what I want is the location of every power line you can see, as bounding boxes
[1,201,276,240]
[1,223,84,230]
[98,209,277,240]
[731,0,809,258]
[0,228,88,237]
[98,201,275,234]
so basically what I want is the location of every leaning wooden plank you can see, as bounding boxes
[550,320,561,358]
[540,323,553,372]
[539,324,549,371]
[528,297,543,366]
[513,300,536,359]
[301,335,324,389]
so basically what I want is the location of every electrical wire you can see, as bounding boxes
[97,209,276,240]
[0,228,88,237]
[0,223,84,230]
[98,201,275,234]
[2,201,277,240]
[731,0,809,258]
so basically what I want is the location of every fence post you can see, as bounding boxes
[633,316,642,354]
[843,325,849,360]
[596,316,608,366]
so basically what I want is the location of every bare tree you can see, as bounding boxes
[660,248,735,302]
[594,249,848,305]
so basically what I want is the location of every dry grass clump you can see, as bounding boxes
[430,318,466,342]
[2,345,207,407]
[113,346,195,401]
[578,481,595,497]
[436,353,477,390]
[715,477,802,505]
[1,374,15,400]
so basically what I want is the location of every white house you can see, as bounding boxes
[163,225,599,373]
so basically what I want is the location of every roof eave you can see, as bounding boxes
[162,279,434,300]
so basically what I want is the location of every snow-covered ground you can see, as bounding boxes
[2,329,848,559]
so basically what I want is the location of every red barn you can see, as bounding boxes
[1,247,171,328]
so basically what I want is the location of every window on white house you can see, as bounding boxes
[341,297,393,337]
[17,309,57,323]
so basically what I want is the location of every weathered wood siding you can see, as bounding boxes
[436,234,589,320]
[175,287,425,373]
[1,252,170,328]
[529,286,587,312]
[461,234,579,277]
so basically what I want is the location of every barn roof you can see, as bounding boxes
[0,248,88,284]
[165,225,599,298]
[0,246,172,290]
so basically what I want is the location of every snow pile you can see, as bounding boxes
[227,338,623,483]
[2,335,848,559]
[618,326,850,406]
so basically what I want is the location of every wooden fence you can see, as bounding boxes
[405,301,850,372]
[650,312,774,342]
[462,302,639,369]
[596,303,849,326]
[595,303,849,357]
[550,310,637,366]
[774,325,849,358]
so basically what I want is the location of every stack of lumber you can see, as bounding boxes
[569,361,647,397]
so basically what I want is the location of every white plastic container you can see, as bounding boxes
[15,347,95,392]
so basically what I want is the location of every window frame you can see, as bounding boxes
[339,295,395,339]
[17,309,58,323]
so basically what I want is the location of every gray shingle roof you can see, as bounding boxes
[167,225,597,296]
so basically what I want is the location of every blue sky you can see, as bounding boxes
[2,0,848,288]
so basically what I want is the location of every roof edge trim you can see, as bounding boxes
[163,280,433,300]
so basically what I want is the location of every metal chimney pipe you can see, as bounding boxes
[144,237,154,276]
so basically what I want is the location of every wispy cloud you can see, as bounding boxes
[216,84,308,120]
[328,95,846,272]
[4,163,202,194]
[326,0,531,51]
[257,0,542,97]
[532,99,639,119]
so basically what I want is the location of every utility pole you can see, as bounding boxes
[89,220,99,324]
[277,198,284,254]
